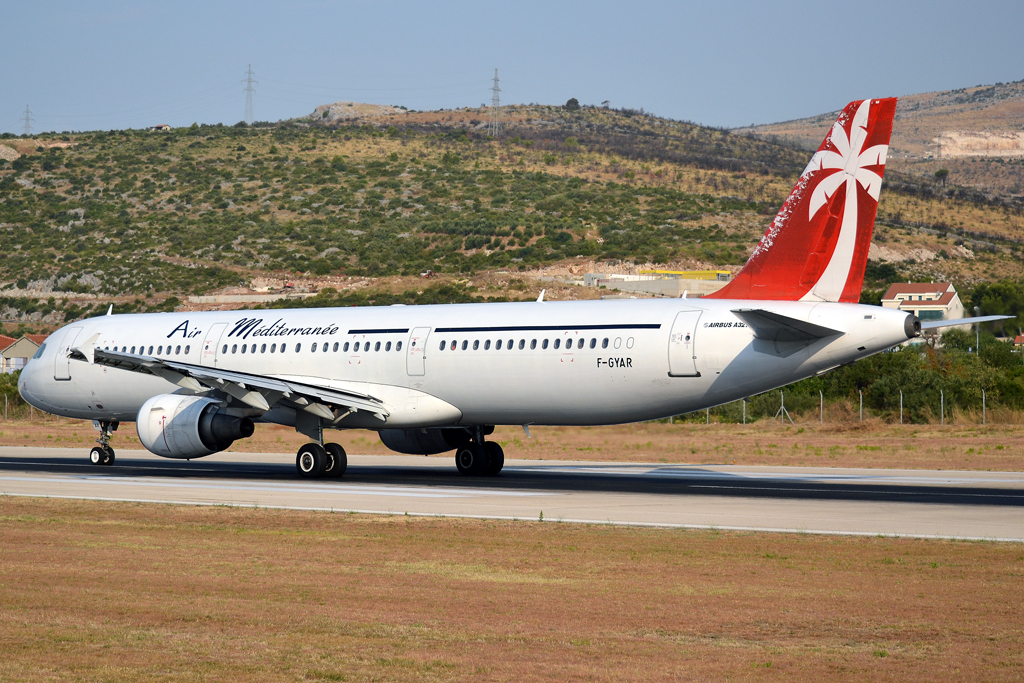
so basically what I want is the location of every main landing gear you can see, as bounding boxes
[455,440,504,477]
[89,420,118,467]
[296,442,348,479]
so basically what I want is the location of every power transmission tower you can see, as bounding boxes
[242,65,258,124]
[21,105,34,136]
[488,69,502,138]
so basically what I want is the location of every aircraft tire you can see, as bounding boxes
[483,442,504,476]
[323,443,347,478]
[89,447,104,466]
[102,447,115,466]
[455,444,489,476]
[296,443,327,479]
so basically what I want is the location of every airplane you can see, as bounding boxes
[17,97,1008,478]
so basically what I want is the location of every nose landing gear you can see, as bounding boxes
[89,421,118,466]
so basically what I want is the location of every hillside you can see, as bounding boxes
[0,102,1022,332]
[737,79,1024,196]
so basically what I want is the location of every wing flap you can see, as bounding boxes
[85,348,388,419]
[731,309,843,342]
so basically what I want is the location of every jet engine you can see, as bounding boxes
[137,394,254,459]
[378,427,472,455]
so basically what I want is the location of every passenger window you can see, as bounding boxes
[333,342,339,352]
[530,339,537,350]
[507,339,513,349]
[385,341,392,351]
[158,346,163,355]
[396,341,402,351]
[450,340,457,351]
[461,340,468,351]
[626,337,634,349]
[589,338,596,349]
[220,345,226,354]
[185,345,190,354]
[577,338,584,349]
[343,342,349,352]
[295,343,301,352]
[355,342,361,352]
[271,344,277,353]
[485,340,491,350]
[496,340,502,350]
[473,340,479,350]
[518,339,525,350]
[602,338,609,349]
[231,345,236,354]
[554,339,560,349]
[241,345,246,354]
[281,344,287,352]
[375,341,381,352]
[542,339,548,349]
[439,340,446,351]
[312,343,318,352]
[130,346,136,354]
[175,345,181,355]
[614,337,622,349]
[261,344,266,353]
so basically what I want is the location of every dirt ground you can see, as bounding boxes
[0,497,1020,682]
[3,416,1024,471]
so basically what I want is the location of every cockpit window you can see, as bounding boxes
[32,343,46,360]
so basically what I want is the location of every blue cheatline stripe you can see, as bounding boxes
[434,324,661,333]
[346,328,410,334]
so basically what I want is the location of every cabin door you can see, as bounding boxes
[668,311,702,377]
[200,323,228,368]
[53,326,83,381]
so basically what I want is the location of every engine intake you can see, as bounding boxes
[137,394,255,459]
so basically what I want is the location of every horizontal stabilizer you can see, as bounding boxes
[731,309,842,342]
[920,314,1013,331]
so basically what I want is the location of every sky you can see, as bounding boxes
[3,0,1023,135]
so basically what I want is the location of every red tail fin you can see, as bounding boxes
[708,98,897,302]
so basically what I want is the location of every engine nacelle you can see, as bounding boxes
[379,427,472,455]
[137,394,255,459]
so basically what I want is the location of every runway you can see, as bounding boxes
[2,446,1023,541]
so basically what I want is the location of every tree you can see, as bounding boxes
[564,98,580,112]
[935,168,949,187]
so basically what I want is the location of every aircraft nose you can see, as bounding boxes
[17,356,44,408]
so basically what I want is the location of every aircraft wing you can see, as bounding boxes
[920,315,1013,330]
[731,309,843,342]
[74,347,388,422]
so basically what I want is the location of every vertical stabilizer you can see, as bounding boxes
[708,98,897,302]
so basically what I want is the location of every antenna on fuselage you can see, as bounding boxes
[536,289,545,302]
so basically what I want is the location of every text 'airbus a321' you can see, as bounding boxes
[18,98,1007,478]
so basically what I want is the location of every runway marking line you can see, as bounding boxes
[2,491,1021,543]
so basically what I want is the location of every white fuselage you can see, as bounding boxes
[19,298,911,431]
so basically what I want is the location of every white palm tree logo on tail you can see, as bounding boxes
[800,100,888,302]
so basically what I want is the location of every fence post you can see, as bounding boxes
[820,390,824,424]
[982,389,986,425]
[941,390,944,425]
[670,415,673,424]
[706,408,709,424]
[859,390,863,422]
[742,399,746,425]
[4,394,7,420]
[900,390,903,425]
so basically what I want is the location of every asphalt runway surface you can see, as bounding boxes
[2,446,1023,541]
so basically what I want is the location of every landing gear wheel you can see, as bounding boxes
[296,442,327,478]
[89,447,105,466]
[483,442,504,476]
[101,447,115,466]
[323,443,347,478]
[455,443,490,476]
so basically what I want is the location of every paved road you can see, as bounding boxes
[2,447,1023,541]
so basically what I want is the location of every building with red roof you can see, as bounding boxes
[881,282,967,334]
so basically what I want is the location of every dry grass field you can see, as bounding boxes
[0,497,1020,682]
[3,416,1024,471]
